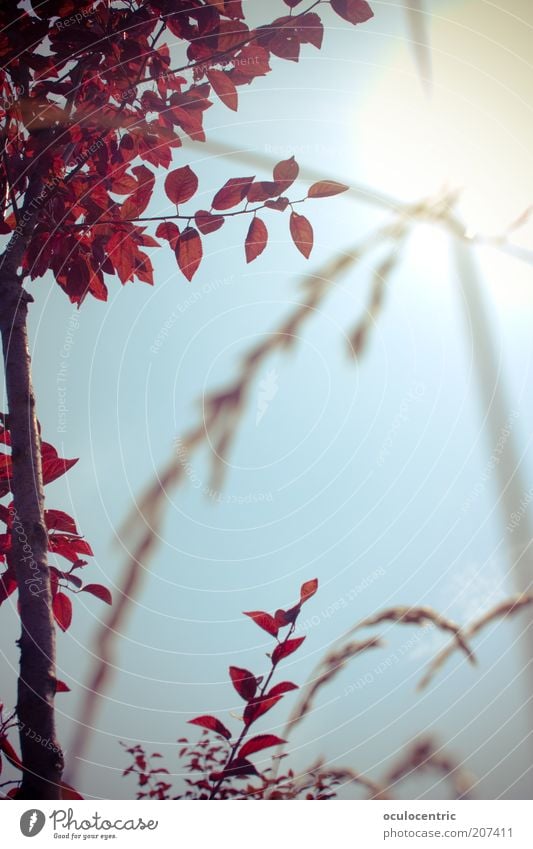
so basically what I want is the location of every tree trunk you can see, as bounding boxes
[0,169,63,798]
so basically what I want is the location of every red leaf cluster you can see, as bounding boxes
[0,416,112,633]
[0,1,368,299]
[188,579,318,795]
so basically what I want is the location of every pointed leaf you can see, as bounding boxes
[176,227,202,281]
[212,176,254,210]
[41,443,78,485]
[207,69,238,111]
[238,734,285,759]
[265,197,289,212]
[243,610,279,636]
[275,604,300,626]
[235,46,271,78]
[188,715,231,740]
[245,217,268,263]
[48,534,93,563]
[53,592,72,631]
[267,681,298,698]
[248,181,279,203]
[289,211,313,258]
[272,636,305,665]
[121,165,155,219]
[331,0,374,24]
[273,156,299,191]
[300,578,318,603]
[243,694,282,726]
[45,509,78,535]
[165,165,198,204]
[155,221,180,250]
[82,584,112,605]
[308,180,349,198]
[229,666,257,701]
[195,210,224,235]
[210,757,257,780]
[298,12,324,49]
[0,736,23,771]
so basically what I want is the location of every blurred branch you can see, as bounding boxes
[403,1,433,96]
[419,593,533,690]
[351,605,475,663]
[384,737,475,799]
[286,759,389,799]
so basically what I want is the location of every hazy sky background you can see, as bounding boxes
[2,0,533,799]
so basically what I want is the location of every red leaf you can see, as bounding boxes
[0,569,17,604]
[274,604,300,626]
[165,165,198,205]
[53,592,72,631]
[270,30,300,63]
[308,180,349,198]
[229,666,257,701]
[267,681,298,698]
[175,227,202,280]
[265,197,289,212]
[300,578,318,603]
[155,222,180,250]
[110,173,138,195]
[273,155,299,191]
[107,232,139,286]
[247,181,279,203]
[289,211,313,258]
[217,20,250,52]
[41,443,78,485]
[210,758,257,780]
[207,69,238,111]
[82,584,112,605]
[195,209,224,235]
[55,679,71,693]
[121,165,155,219]
[245,217,268,263]
[45,509,78,535]
[64,572,82,589]
[331,0,374,25]
[188,715,232,740]
[272,637,305,665]
[243,694,282,726]
[0,736,23,771]
[298,12,324,49]
[235,46,271,78]
[48,534,93,564]
[212,176,254,210]
[238,734,285,759]
[243,610,278,636]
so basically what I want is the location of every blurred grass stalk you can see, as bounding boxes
[452,227,533,713]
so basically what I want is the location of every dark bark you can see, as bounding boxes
[0,168,63,798]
